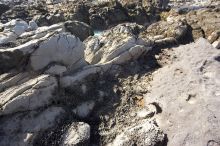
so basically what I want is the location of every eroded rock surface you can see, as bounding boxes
[110,120,165,146]
[60,23,151,88]
[0,106,65,146]
[0,1,220,146]
[140,19,188,46]
[0,74,57,115]
[62,122,90,146]
[144,38,220,146]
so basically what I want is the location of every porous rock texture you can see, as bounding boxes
[144,38,220,146]
[0,1,220,145]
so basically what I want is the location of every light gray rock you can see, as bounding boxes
[2,19,29,32]
[0,19,32,44]
[212,40,220,49]
[0,32,17,44]
[0,74,58,115]
[0,106,65,146]
[0,72,33,93]
[62,122,90,146]
[144,38,220,146]
[110,120,165,146]
[84,23,150,65]
[30,33,86,72]
[61,24,150,88]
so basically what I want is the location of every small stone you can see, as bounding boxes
[24,133,34,143]
[137,108,155,119]
[110,120,165,146]
[62,122,90,146]
[212,40,220,49]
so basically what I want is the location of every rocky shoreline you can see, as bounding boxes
[0,0,219,146]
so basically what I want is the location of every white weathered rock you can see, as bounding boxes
[84,24,150,65]
[0,19,30,44]
[61,24,150,88]
[62,122,90,146]
[13,25,26,36]
[144,38,220,146]
[0,72,32,93]
[0,32,17,44]
[0,74,58,115]
[30,33,86,71]
[0,106,65,146]
[110,120,165,146]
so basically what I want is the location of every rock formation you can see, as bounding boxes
[144,38,220,146]
[0,0,219,146]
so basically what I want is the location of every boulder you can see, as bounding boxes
[84,23,149,64]
[0,19,38,45]
[110,120,165,146]
[60,23,151,88]
[0,106,65,146]
[169,7,220,40]
[64,21,94,41]
[46,13,65,25]
[195,9,220,37]
[89,14,106,30]
[66,2,90,24]
[140,20,188,46]
[0,25,65,73]
[144,38,220,146]
[127,7,150,25]
[33,15,49,27]
[89,1,129,28]
[30,32,86,72]
[62,122,90,146]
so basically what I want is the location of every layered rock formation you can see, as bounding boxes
[0,0,220,146]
